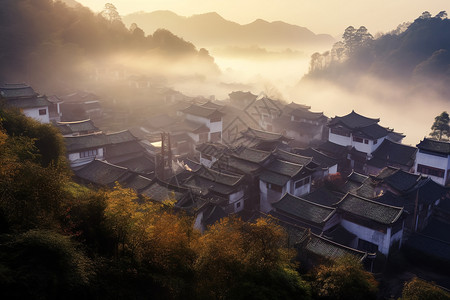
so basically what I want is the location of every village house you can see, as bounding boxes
[336,193,405,256]
[64,130,149,169]
[328,110,404,158]
[180,104,224,143]
[229,91,258,107]
[56,119,101,137]
[59,91,103,121]
[273,102,328,145]
[414,138,450,186]
[259,158,313,213]
[196,142,228,167]
[293,147,339,177]
[366,139,417,175]
[47,95,63,122]
[0,83,51,123]
[271,193,339,233]
[183,166,247,214]
[232,127,291,151]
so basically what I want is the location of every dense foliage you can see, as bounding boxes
[1,105,449,299]
[305,11,450,100]
[0,0,217,93]
[401,277,450,300]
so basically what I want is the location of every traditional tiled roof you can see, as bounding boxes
[303,233,368,261]
[316,141,348,159]
[368,139,417,169]
[122,174,153,192]
[354,123,391,139]
[354,181,376,199]
[374,167,423,193]
[141,179,188,203]
[275,149,314,167]
[288,108,326,121]
[416,138,450,155]
[4,96,52,109]
[65,130,137,152]
[65,133,107,152]
[105,141,147,161]
[259,170,291,186]
[328,110,379,129]
[348,171,369,184]
[196,166,243,186]
[107,130,138,144]
[74,159,131,186]
[215,155,262,174]
[60,91,100,103]
[337,193,403,225]
[229,91,258,101]
[57,119,99,135]
[265,159,304,177]
[112,154,155,174]
[196,142,227,157]
[323,225,357,246]
[182,104,224,119]
[293,148,338,169]
[0,83,37,98]
[341,172,369,195]
[201,101,224,110]
[231,147,272,163]
[241,127,290,142]
[413,178,448,205]
[303,186,342,207]
[284,101,311,111]
[273,193,336,225]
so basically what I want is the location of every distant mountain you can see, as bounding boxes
[0,0,219,93]
[303,11,450,101]
[123,11,334,50]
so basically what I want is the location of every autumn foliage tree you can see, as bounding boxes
[400,277,450,300]
[310,256,378,300]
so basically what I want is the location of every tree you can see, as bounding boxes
[193,217,310,300]
[100,3,121,23]
[401,277,450,300]
[311,256,378,300]
[430,111,449,140]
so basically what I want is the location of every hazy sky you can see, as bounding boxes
[76,0,449,35]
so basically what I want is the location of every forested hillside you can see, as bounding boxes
[304,11,450,101]
[0,0,218,93]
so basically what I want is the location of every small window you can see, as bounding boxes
[80,149,98,158]
[236,202,241,208]
[39,109,46,115]
[352,136,364,143]
[364,139,369,144]
[373,139,378,144]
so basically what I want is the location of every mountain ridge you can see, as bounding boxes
[123,10,334,50]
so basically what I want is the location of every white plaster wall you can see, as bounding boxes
[187,132,200,143]
[291,178,311,197]
[328,164,338,174]
[390,227,403,248]
[229,190,244,203]
[68,148,104,167]
[209,119,222,133]
[328,130,352,147]
[23,107,49,123]
[259,180,286,213]
[199,155,216,168]
[185,114,209,126]
[414,151,450,186]
[340,219,391,255]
